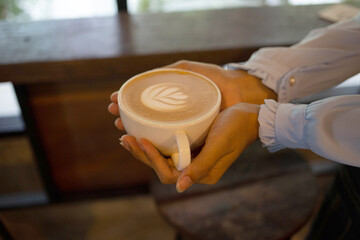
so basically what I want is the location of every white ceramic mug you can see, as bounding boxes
[118,68,221,171]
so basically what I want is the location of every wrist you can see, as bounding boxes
[244,111,260,145]
[233,103,260,144]
[236,70,277,104]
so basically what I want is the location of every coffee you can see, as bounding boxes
[121,70,219,124]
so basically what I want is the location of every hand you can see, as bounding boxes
[108,60,276,128]
[176,103,260,192]
[108,61,277,131]
[165,60,277,108]
[107,60,276,192]
[113,103,260,192]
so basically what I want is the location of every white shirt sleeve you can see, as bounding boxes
[225,15,360,165]
[227,15,360,103]
[259,95,360,167]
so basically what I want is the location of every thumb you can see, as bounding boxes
[176,170,194,193]
[175,125,230,193]
[175,104,258,193]
[175,143,223,193]
[175,143,226,193]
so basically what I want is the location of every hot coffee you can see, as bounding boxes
[121,70,219,124]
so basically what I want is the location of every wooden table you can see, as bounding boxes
[151,142,317,240]
[0,5,332,84]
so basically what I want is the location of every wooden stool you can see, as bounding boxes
[151,142,317,240]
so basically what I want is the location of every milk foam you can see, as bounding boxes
[141,83,188,111]
[121,70,219,123]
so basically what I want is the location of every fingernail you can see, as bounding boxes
[119,136,130,151]
[176,176,193,193]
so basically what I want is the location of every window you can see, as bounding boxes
[127,0,359,14]
[0,0,117,22]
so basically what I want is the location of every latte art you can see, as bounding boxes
[141,83,189,111]
[121,70,219,124]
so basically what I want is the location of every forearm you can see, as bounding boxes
[234,70,277,104]
[227,15,360,103]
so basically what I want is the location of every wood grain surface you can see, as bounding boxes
[0,5,331,85]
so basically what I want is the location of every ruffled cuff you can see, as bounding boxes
[258,99,285,152]
[259,99,309,153]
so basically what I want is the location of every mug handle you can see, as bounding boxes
[172,130,191,171]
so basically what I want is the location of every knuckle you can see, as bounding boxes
[201,175,220,185]
[159,177,170,184]
[199,170,221,185]
[159,174,176,184]
[174,60,189,68]
[191,164,209,181]
[159,177,173,185]
[207,178,220,185]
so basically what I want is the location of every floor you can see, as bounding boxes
[0,135,337,240]
[0,135,176,240]
[1,194,175,240]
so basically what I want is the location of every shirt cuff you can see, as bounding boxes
[258,99,308,152]
[225,48,291,96]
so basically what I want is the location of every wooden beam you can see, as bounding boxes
[116,0,128,12]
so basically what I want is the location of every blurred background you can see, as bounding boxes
[0,0,358,21]
[0,0,359,239]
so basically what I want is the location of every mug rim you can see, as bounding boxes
[118,68,221,128]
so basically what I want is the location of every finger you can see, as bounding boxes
[176,142,229,193]
[197,149,241,185]
[138,138,180,184]
[181,104,259,188]
[114,118,125,131]
[176,108,243,192]
[176,125,227,192]
[120,135,152,167]
[165,60,222,74]
[110,91,118,103]
[108,103,120,116]
[164,60,195,69]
